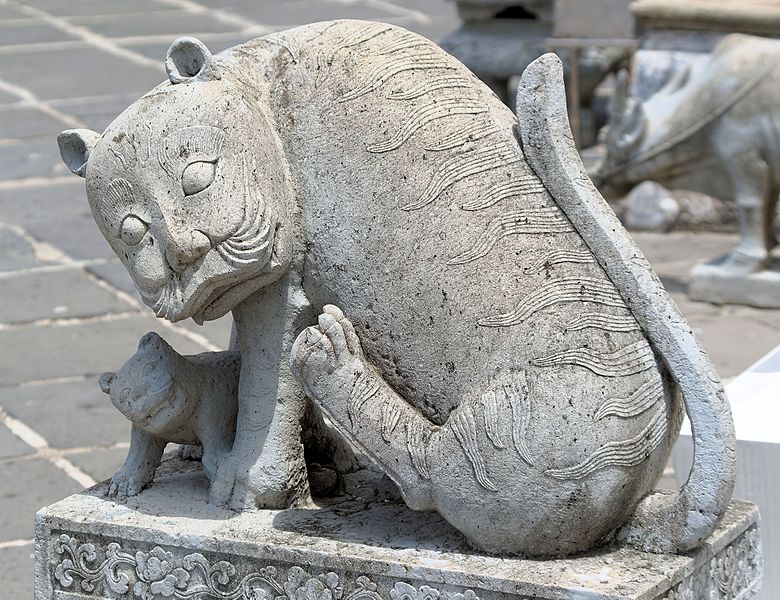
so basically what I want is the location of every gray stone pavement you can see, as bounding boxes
[0,0,777,596]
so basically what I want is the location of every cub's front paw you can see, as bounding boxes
[290,305,365,400]
[107,467,154,501]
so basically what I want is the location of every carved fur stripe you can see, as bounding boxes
[347,371,380,426]
[506,372,534,465]
[524,248,595,275]
[387,74,471,101]
[481,389,506,449]
[406,419,432,480]
[595,379,664,420]
[461,177,547,211]
[532,340,657,378]
[376,32,429,55]
[381,401,402,442]
[478,277,626,328]
[425,120,500,153]
[448,208,572,266]
[339,54,455,103]
[451,405,498,492]
[546,406,667,479]
[367,99,486,153]
[402,141,521,211]
[566,312,639,333]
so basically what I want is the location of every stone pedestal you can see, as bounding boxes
[690,262,780,308]
[35,459,762,600]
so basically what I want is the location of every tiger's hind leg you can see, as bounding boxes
[290,305,436,510]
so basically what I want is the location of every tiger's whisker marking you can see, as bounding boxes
[425,120,499,152]
[402,140,520,211]
[339,54,456,103]
[448,208,573,265]
[545,406,668,479]
[461,177,547,210]
[478,277,627,328]
[386,75,470,101]
[595,379,664,420]
[567,312,639,333]
[524,249,595,275]
[532,340,657,378]
[451,404,498,492]
[367,99,487,153]
[406,418,432,480]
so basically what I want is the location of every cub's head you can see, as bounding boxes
[58,38,294,323]
[99,332,186,433]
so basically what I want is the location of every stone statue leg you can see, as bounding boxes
[291,305,435,511]
[209,275,311,510]
[108,424,166,500]
[714,125,772,273]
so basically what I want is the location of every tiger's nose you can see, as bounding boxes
[165,230,211,273]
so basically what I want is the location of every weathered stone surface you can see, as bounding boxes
[52,22,736,557]
[34,459,762,600]
[66,446,133,483]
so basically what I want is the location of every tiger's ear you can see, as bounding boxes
[57,128,101,177]
[99,372,115,394]
[166,36,213,84]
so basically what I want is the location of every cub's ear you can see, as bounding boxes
[57,129,101,177]
[99,372,115,395]
[166,36,213,84]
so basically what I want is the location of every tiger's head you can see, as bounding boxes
[58,37,294,323]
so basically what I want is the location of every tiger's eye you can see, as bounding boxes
[181,160,216,196]
[120,215,148,246]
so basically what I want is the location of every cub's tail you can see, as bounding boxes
[515,54,735,553]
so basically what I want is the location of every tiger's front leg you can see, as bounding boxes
[290,305,436,511]
[210,275,312,509]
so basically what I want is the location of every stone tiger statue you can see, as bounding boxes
[57,20,734,557]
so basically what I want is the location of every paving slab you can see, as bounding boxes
[0,181,116,260]
[0,20,77,45]
[68,10,242,38]
[0,227,53,272]
[47,92,142,133]
[0,545,35,600]
[0,421,34,459]
[0,269,130,324]
[0,378,129,449]
[0,47,163,100]
[20,0,164,17]
[85,259,143,303]
[220,0,403,25]
[65,445,129,482]
[0,106,68,140]
[0,457,81,540]
[0,138,63,180]
[0,314,208,385]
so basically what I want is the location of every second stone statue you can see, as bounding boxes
[57,20,735,558]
